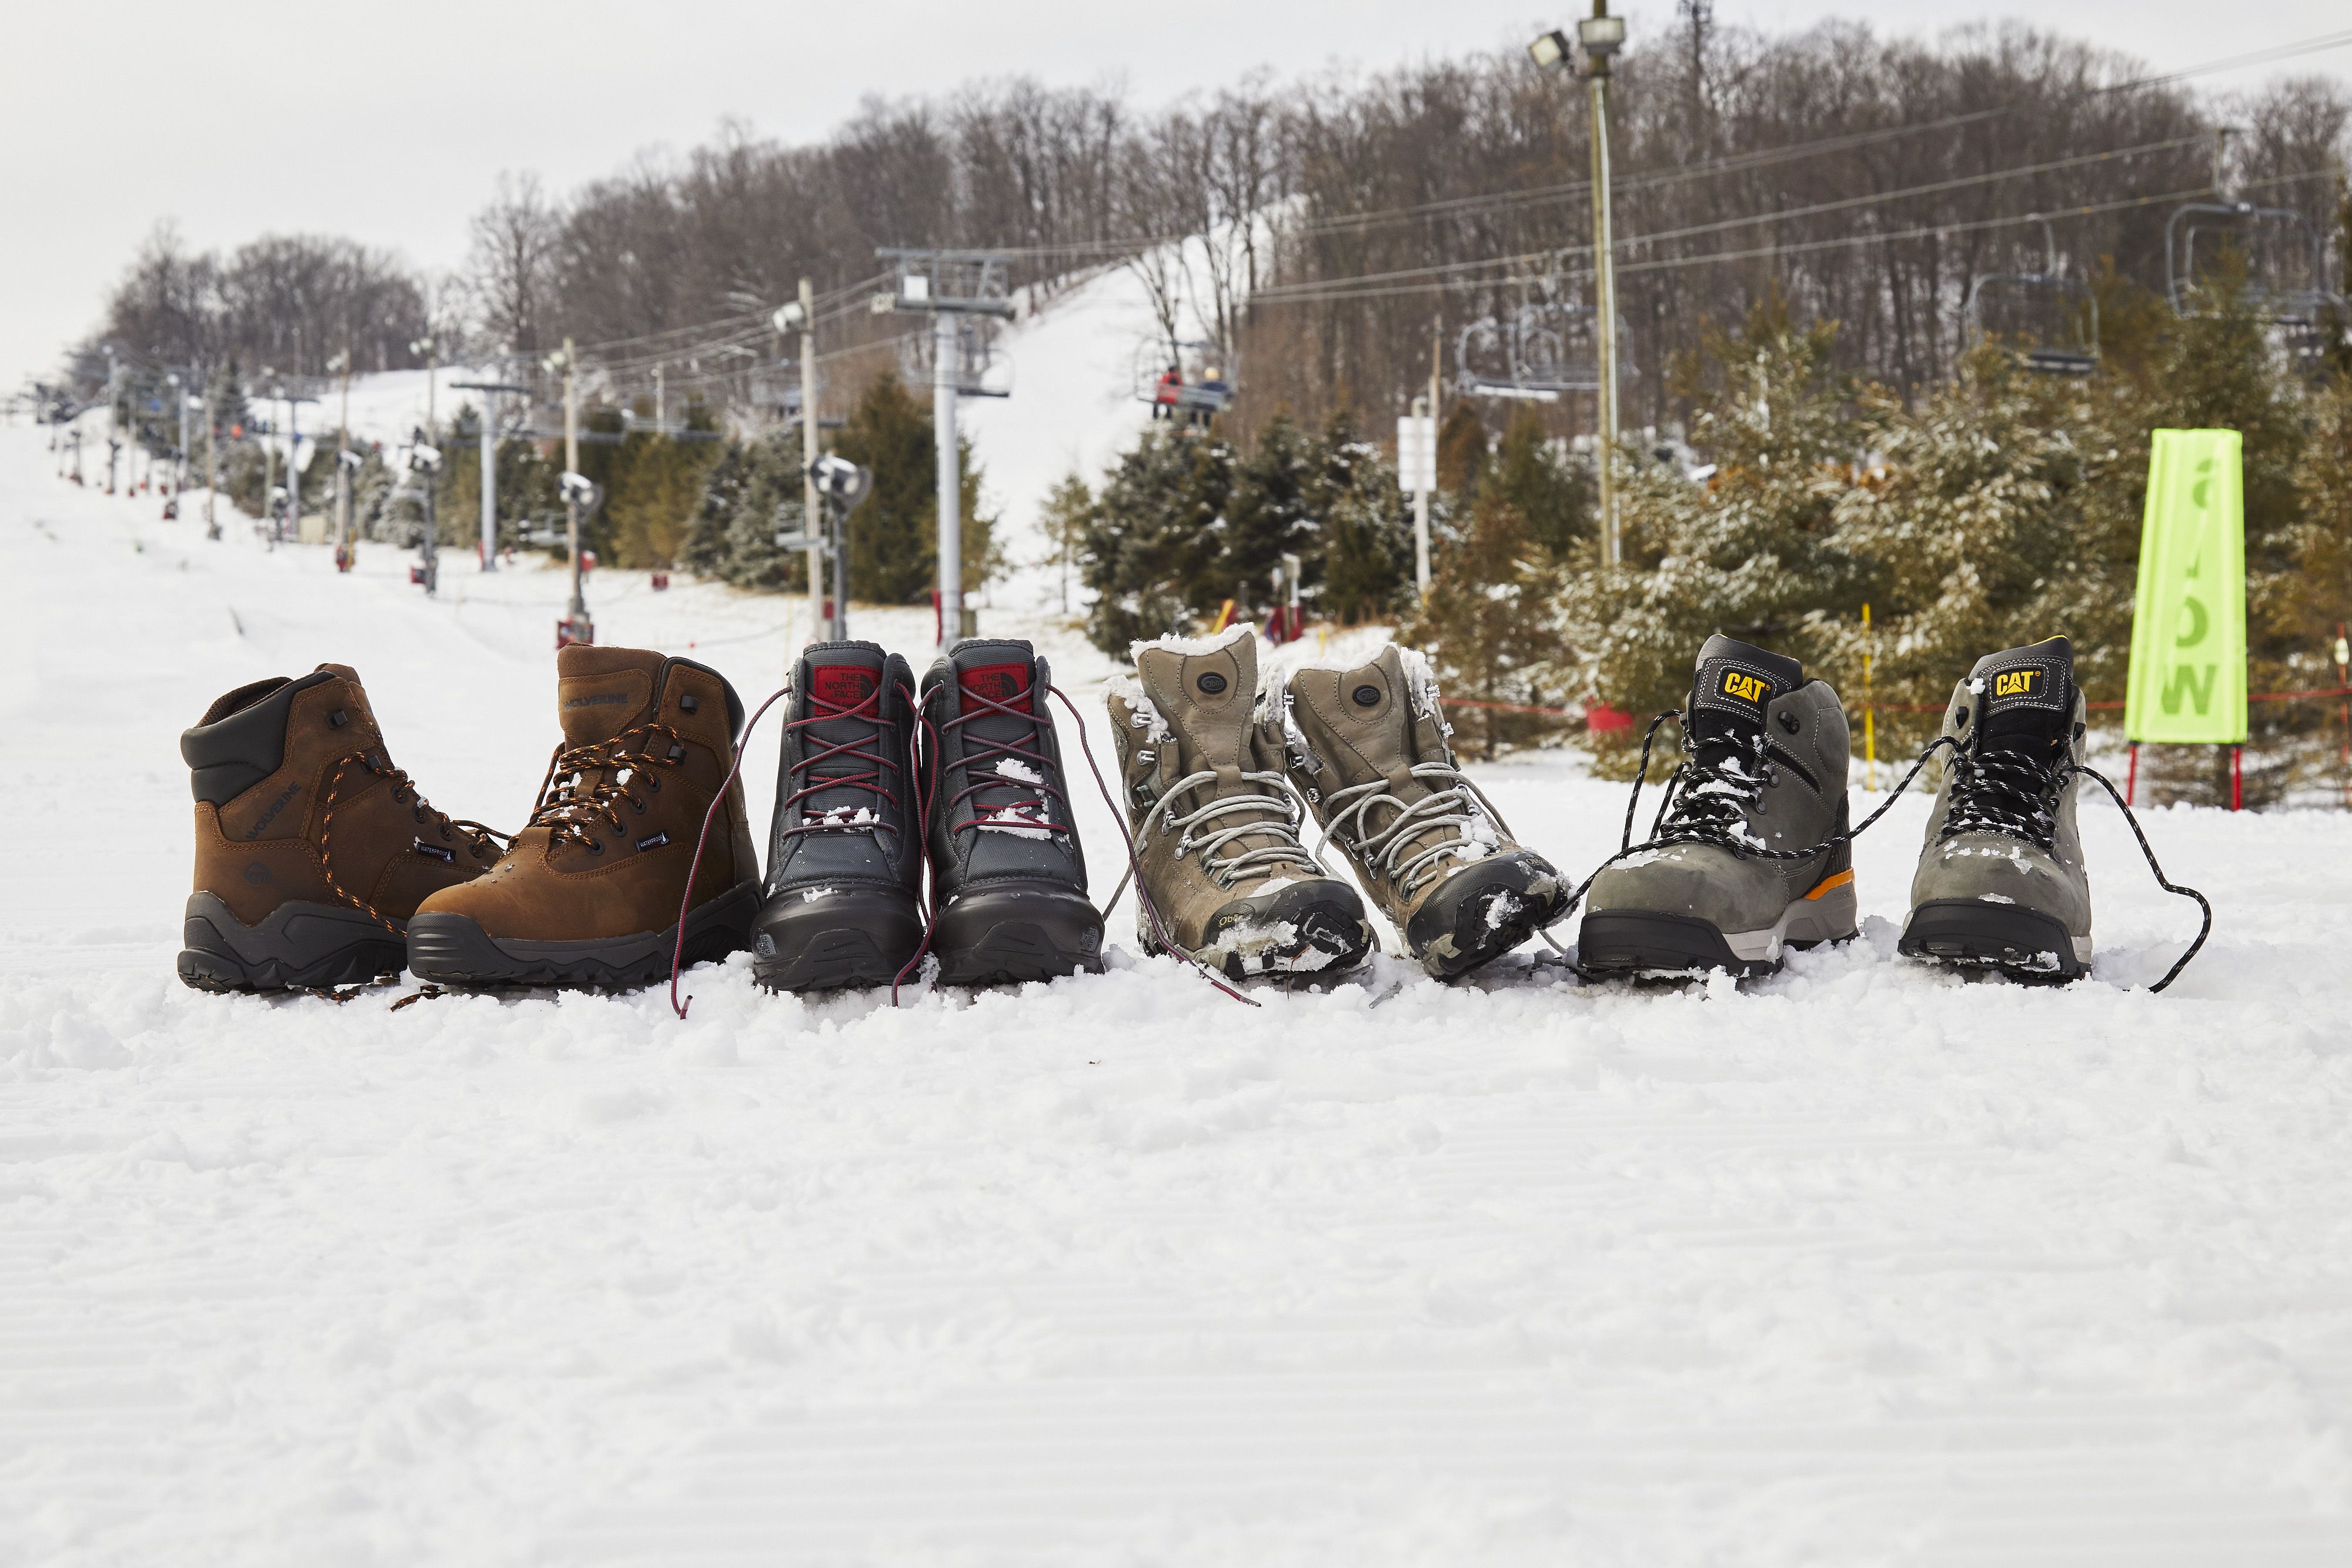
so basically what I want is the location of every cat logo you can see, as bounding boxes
[1994,668,2042,699]
[1720,670,1769,705]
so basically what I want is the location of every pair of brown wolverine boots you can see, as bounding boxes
[176,647,761,991]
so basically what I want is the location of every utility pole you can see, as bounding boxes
[333,346,353,567]
[169,373,187,498]
[1585,1,1625,568]
[258,368,276,546]
[874,250,1014,651]
[202,370,218,537]
[774,279,825,651]
[547,339,593,646]
[103,348,120,494]
[452,374,529,573]
[653,363,664,430]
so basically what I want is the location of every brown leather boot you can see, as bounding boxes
[406,646,760,987]
[178,665,504,991]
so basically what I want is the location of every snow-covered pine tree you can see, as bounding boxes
[1556,301,1873,772]
[1083,427,1235,653]
[1404,487,1560,761]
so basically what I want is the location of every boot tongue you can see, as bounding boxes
[556,646,664,746]
[1970,636,2074,755]
[796,642,894,809]
[1688,634,1802,764]
[1133,627,1257,778]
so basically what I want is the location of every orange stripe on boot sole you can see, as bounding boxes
[1804,868,1855,901]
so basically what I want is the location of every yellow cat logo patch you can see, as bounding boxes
[1993,668,2042,698]
[1721,670,1769,704]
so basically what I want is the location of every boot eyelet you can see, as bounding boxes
[1777,711,1800,734]
[588,840,605,855]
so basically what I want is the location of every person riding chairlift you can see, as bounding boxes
[1190,366,1229,429]
[1152,363,1182,420]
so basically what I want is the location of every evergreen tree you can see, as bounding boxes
[831,372,998,604]
[1490,405,1589,561]
[1404,490,1561,761]
[1556,300,1875,770]
[1317,414,1414,624]
[1082,428,1234,653]
[1037,472,1095,616]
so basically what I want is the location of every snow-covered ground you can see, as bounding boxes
[7,421,2352,1565]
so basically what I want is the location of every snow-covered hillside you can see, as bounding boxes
[6,423,2352,1564]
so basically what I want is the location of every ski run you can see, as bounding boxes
[7,417,2352,1565]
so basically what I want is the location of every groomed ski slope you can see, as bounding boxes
[6,423,2352,1566]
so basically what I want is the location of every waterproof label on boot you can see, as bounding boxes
[959,663,1032,714]
[810,666,878,711]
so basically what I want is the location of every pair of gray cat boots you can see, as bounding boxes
[751,638,1104,992]
[1107,627,1567,981]
[1580,631,2096,983]
[1578,634,1859,979]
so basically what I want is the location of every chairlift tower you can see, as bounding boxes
[452,375,531,573]
[874,250,1017,650]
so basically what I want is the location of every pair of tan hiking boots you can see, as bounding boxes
[177,647,761,992]
[1107,626,1570,982]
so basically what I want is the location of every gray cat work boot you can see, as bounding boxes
[1107,626,1375,982]
[1268,645,1568,978]
[918,639,1105,985]
[1899,636,2093,981]
[751,641,925,992]
[1578,634,1857,979]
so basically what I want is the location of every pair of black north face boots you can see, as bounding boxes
[749,637,1106,992]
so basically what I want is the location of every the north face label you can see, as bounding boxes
[811,666,878,710]
[958,661,1032,714]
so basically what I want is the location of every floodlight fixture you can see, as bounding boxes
[1528,30,1571,69]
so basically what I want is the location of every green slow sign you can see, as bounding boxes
[2126,428,2247,744]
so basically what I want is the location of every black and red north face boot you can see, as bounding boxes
[916,638,1104,985]
[750,641,924,992]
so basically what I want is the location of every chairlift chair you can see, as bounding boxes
[1131,339,1235,422]
[900,316,1013,399]
[1963,217,2099,376]
[1453,293,1632,402]
[2166,201,2337,322]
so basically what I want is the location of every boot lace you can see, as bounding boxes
[934,681,1072,841]
[779,680,911,841]
[1939,733,2068,848]
[1648,731,1782,857]
[1148,767,1319,890]
[528,726,690,852]
[322,752,510,928]
[1318,763,1508,900]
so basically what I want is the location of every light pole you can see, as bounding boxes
[329,348,353,567]
[546,339,593,646]
[773,280,823,653]
[168,373,185,500]
[1534,5,1626,567]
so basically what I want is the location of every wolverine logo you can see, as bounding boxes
[1994,668,2042,698]
[1720,670,1770,704]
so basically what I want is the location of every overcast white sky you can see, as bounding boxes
[4,1,2346,392]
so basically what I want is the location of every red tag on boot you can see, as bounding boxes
[810,666,878,710]
[958,663,1032,714]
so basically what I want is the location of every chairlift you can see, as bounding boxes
[2166,200,2338,323]
[1130,339,1235,425]
[1453,290,1630,402]
[900,317,1013,400]
[1963,217,2099,376]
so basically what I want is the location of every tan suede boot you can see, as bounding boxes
[178,665,503,991]
[406,646,760,987]
[1268,646,1568,977]
[1105,626,1374,981]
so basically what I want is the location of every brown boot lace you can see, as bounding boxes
[321,752,511,931]
[527,725,693,854]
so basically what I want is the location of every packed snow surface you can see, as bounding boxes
[8,424,2352,1564]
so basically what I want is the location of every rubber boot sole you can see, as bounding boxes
[1899,898,2092,982]
[178,892,405,992]
[1403,853,1572,981]
[406,880,759,988]
[932,885,1105,987]
[1578,878,1859,981]
[751,883,922,994]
